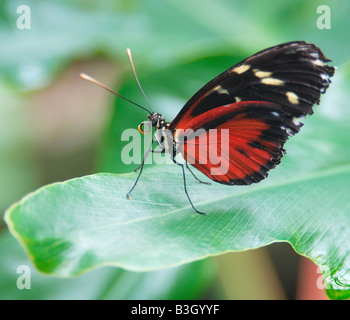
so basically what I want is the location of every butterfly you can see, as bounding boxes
[81,41,335,215]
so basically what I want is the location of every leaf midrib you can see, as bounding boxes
[13,163,349,237]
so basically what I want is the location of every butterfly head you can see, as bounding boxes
[138,112,167,134]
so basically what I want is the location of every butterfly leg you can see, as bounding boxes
[126,135,162,199]
[173,159,206,215]
[133,136,155,172]
[126,156,146,200]
[185,161,211,185]
[133,155,148,172]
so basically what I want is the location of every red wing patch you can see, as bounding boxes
[176,101,302,185]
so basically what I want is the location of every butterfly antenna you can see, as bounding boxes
[79,73,152,115]
[126,48,154,114]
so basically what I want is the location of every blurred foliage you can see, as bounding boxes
[0,231,215,299]
[1,0,349,300]
[0,0,348,90]
[0,81,38,215]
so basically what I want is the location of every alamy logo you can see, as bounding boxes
[16,5,31,30]
[16,265,31,289]
[316,5,331,30]
[121,126,230,175]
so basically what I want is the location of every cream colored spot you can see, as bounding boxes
[261,77,284,86]
[313,59,324,66]
[235,96,241,102]
[213,85,229,95]
[286,91,299,105]
[292,117,300,126]
[253,69,272,78]
[232,64,250,74]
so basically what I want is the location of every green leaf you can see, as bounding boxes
[4,162,350,298]
[4,64,350,300]
[0,231,215,299]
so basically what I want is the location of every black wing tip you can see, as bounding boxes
[256,41,335,116]
[285,41,335,72]
[259,40,335,69]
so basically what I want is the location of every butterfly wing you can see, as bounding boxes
[175,101,301,184]
[169,42,334,185]
[170,41,334,129]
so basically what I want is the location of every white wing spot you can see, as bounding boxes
[232,64,250,74]
[253,69,272,78]
[286,91,299,104]
[261,77,284,86]
[235,96,241,102]
[292,117,300,126]
[321,73,330,83]
[312,59,325,66]
[286,128,294,136]
[213,85,229,95]
[310,52,320,58]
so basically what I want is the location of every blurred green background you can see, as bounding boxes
[1,0,349,299]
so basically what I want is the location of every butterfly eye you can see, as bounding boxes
[138,122,151,134]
